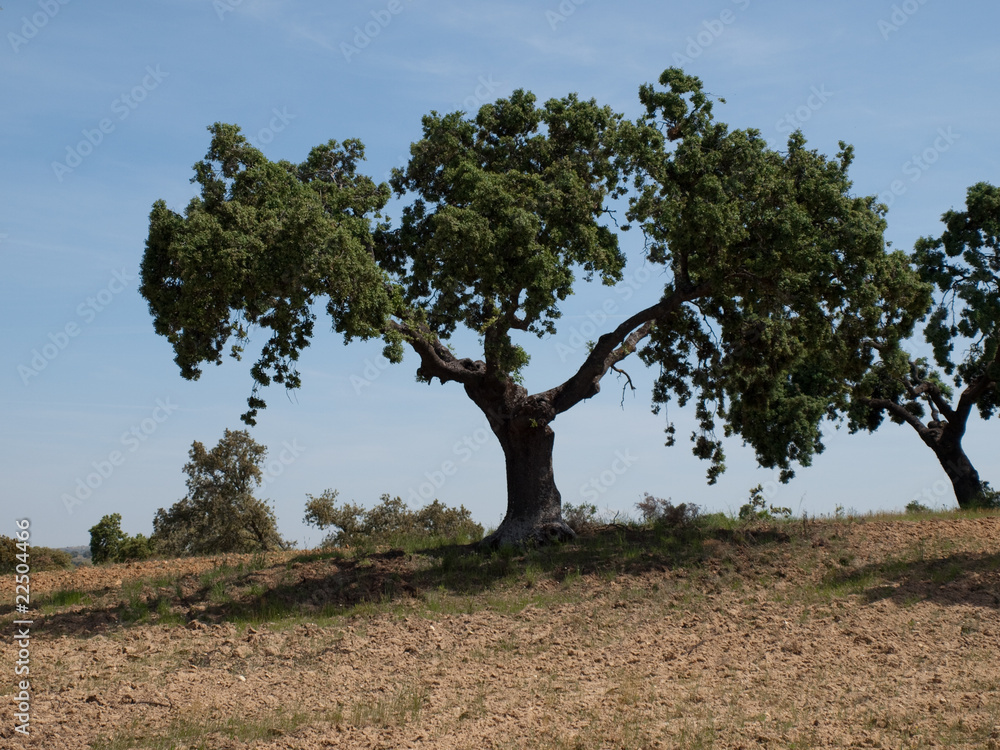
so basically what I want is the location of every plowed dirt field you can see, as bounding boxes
[2,515,999,749]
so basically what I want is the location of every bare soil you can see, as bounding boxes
[2,515,1000,749]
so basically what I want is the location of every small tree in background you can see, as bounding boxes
[119,533,153,562]
[89,513,153,564]
[635,494,700,527]
[89,513,127,564]
[152,429,288,555]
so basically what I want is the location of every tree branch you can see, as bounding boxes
[505,292,530,331]
[387,319,485,386]
[953,339,999,428]
[507,314,530,331]
[863,397,934,446]
[542,283,708,414]
[921,383,957,423]
[611,364,636,409]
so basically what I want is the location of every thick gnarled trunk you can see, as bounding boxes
[392,293,692,548]
[935,441,985,509]
[866,387,990,510]
[479,419,575,548]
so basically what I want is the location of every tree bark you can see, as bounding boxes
[933,435,985,509]
[923,386,987,509]
[479,418,576,547]
[457,372,576,547]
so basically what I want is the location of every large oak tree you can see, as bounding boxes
[141,69,927,546]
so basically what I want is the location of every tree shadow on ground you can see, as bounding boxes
[9,523,792,636]
[411,524,790,593]
[824,552,1000,609]
[174,523,792,625]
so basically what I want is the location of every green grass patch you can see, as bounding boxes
[119,580,150,623]
[929,560,964,585]
[349,682,426,728]
[91,706,327,749]
[287,549,348,565]
[42,589,89,607]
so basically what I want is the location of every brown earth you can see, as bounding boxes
[2,515,999,749]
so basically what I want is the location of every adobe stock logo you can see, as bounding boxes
[214,0,243,21]
[351,356,391,395]
[546,0,586,31]
[877,127,960,210]
[8,0,71,53]
[18,267,134,385]
[61,397,180,514]
[877,0,931,40]
[579,449,639,502]
[454,75,501,114]
[775,85,833,136]
[51,66,168,182]
[340,0,413,63]
[247,107,296,149]
[671,0,751,66]
[554,265,652,363]
[406,420,493,505]
[258,440,306,489]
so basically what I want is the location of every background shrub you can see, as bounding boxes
[305,491,483,548]
[118,533,153,562]
[973,482,1000,509]
[562,502,600,534]
[739,485,792,522]
[635,494,701,527]
[905,499,932,514]
[0,535,73,573]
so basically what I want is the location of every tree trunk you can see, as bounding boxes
[479,419,576,548]
[935,441,985,509]
[395,294,693,549]
[867,394,988,510]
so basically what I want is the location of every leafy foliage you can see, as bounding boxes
[738,485,792,522]
[624,69,929,483]
[120,533,153,562]
[972,482,1000,510]
[90,513,122,564]
[90,514,152,564]
[152,429,288,556]
[382,91,626,377]
[905,500,933,514]
[304,491,483,548]
[916,181,1000,417]
[847,182,998,506]
[141,128,398,424]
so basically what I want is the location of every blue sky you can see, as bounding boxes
[2,0,998,549]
